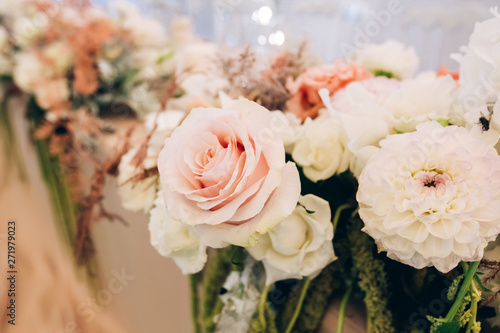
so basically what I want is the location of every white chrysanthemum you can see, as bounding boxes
[149,190,207,275]
[247,194,336,285]
[357,121,500,273]
[352,40,419,79]
[292,112,351,182]
[117,147,157,213]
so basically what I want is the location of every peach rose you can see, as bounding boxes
[286,60,372,121]
[158,98,301,248]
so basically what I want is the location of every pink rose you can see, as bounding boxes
[158,98,301,248]
[286,60,372,121]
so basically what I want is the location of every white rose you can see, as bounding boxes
[357,121,500,273]
[0,55,12,76]
[452,11,500,145]
[330,77,400,177]
[175,42,217,75]
[13,52,53,92]
[169,17,196,46]
[144,109,185,156]
[124,16,165,48]
[0,0,27,18]
[383,72,457,133]
[117,147,157,213]
[0,26,9,53]
[167,74,228,111]
[43,42,73,74]
[269,111,302,155]
[128,83,162,118]
[248,194,336,285]
[292,112,350,182]
[158,97,301,248]
[352,40,419,79]
[149,190,207,275]
[34,79,70,110]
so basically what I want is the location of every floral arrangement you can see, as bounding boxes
[0,0,217,277]
[116,7,500,333]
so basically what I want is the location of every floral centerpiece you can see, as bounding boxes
[116,7,500,333]
[0,0,216,279]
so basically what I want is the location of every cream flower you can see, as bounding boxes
[452,10,500,145]
[269,111,302,155]
[383,72,457,133]
[330,77,400,177]
[144,109,185,156]
[34,79,70,110]
[112,1,166,48]
[292,112,350,182]
[43,42,73,74]
[158,97,301,248]
[149,190,207,275]
[352,40,419,79]
[327,73,457,177]
[357,121,500,273]
[13,52,53,92]
[167,74,228,111]
[247,194,336,285]
[117,147,157,213]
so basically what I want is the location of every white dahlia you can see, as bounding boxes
[357,121,500,273]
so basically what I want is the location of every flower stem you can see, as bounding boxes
[190,274,201,333]
[259,284,270,331]
[285,277,311,333]
[444,261,480,322]
[337,283,354,333]
[333,203,354,234]
[0,99,27,182]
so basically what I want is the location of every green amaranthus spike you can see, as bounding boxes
[251,302,278,333]
[278,233,351,332]
[348,215,395,333]
[201,247,233,333]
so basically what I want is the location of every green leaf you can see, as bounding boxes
[298,203,315,214]
[373,69,394,78]
[436,118,450,127]
[156,50,175,65]
[474,274,491,293]
[435,321,460,333]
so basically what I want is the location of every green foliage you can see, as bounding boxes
[373,69,394,78]
[347,215,395,333]
[277,234,351,332]
[447,274,464,301]
[251,302,278,333]
[201,247,233,333]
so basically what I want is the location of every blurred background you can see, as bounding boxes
[93,0,499,70]
[2,1,499,332]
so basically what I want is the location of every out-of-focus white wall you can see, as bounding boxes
[93,0,499,71]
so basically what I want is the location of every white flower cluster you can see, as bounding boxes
[117,19,500,283]
[452,8,500,145]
